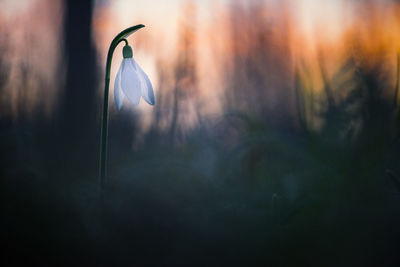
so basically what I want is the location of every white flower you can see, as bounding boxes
[114,45,155,109]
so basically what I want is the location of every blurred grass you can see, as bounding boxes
[1,2,400,265]
[2,64,400,264]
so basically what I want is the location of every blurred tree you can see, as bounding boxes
[226,1,295,128]
[169,1,198,144]
[60,0,99,175]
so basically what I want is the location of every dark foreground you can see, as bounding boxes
[2,112,400,266]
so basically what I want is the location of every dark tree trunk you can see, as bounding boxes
[60,0,99,177]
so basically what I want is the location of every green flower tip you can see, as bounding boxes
[123,45,133,58]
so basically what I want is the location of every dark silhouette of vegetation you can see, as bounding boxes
[1,0,400,266]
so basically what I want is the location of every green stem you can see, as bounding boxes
[99,24,145,199]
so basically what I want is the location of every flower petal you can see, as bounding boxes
[134,58,155,105]
[121,58,141,106]
[114,61,125,110]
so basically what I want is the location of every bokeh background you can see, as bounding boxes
[1,0,400,265]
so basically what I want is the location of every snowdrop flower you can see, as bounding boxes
[114,44,155,109]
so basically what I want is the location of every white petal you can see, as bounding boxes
[114,62,125,110]
[121,58,141,106]
[133,58,155,105]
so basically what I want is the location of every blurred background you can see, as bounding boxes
[1,0,400,265]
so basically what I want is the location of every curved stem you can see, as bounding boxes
[121,38,129,46]
[99,24,145,200]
